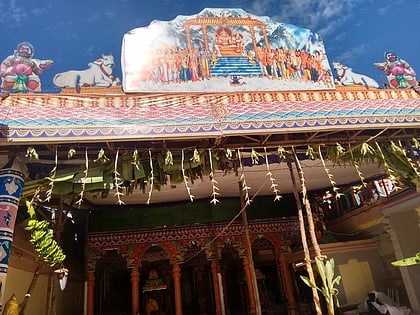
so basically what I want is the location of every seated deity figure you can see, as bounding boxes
[213,27,244,57]
[0,42,52,93]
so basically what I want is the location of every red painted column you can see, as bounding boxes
[0,159,26,310]
[279,252,297,312]
[243,255,257,315]
[87,271,95,315]
[211,259,222,315]
[173,263,183,315]
[131,267,140,315]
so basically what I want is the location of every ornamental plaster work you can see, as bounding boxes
[86,218,300,268]
[0,87,419,143]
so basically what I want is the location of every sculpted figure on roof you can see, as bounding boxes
[0,42,53,94]
[374,51,419,91]
[53,54,120,93]
[332,62,379,88]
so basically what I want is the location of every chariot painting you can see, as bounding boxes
[122,8,335,93]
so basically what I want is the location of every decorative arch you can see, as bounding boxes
[132,241,179,268]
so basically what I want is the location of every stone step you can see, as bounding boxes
[210,57,261,77]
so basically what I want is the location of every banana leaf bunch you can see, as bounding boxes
[24,200,66,268]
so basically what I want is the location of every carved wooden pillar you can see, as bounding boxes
[243,255,257,315]
[279,252,297,312]
[131,267,140,315]
[173,263,183,315]
[87,271,95,315]
[211,259,222,315]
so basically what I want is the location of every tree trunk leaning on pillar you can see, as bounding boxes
[287,157,322,315]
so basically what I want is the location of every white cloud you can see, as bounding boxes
[245,0,278,17]
[0,0,55,25]
[377,0,408,15]
[2,0,27,23]
[334,42,373,64]
[86,44,97,57]
[241,0,364,37]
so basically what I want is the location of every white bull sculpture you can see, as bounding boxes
[53,54,120,90]
[332,62,379,88]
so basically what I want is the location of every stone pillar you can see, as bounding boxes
[131,267,140,315]
[87,271,95,315]
[243,255,257,315]
[173,263,183,315]
[0,158,26,311]
[279,252,297,312]
[211,259,222,315]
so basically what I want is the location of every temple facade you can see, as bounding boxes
[0,84,419,315]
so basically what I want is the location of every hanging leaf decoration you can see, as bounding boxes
[306,145,318,160]
[360,142,376,157]
[67,148,76,159]
[251,148,261,165]
[45,148,58,202]
[146,150,154,205]
[94,148,111,164]
[412,138,420,149]
[277,146,289,159]
[113,149,125,205]
[264,147,282,201]
[76,148,89,206]
[318,145,341,197]
[390,141,420,178]
[225,148,233,160]
[191,148,200,163]
[374,142,400,189]
[165,149,174,166]
[25,147,39,160]
[131,149,141,170]
[238,149,252,206]
[181,149,194,202]
[208,149,220,205]
[347,143,367,187]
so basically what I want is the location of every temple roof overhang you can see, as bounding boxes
[0,86,419,149]
[1,86,419,205]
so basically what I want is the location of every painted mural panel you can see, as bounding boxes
[122,8,335,93]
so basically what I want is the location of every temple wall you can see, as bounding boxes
[382,195,420,312]
[336,248,385,306]
[288,239,384,310]
[3,267,49,315]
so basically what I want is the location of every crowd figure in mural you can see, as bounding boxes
[253,45,331,85]
[374,51,419,91]
[136,30,332,88]
[139,45,210,83]
[0,42,53,94]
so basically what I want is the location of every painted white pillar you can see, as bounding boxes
[382,196,420,312]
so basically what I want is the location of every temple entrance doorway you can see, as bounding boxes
[181,251,214,315]
[95,249,131,315]
[221,246,247,315]
[253,237,287,315]
[140,245,173,315]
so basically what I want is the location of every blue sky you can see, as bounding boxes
[1,0,419,93]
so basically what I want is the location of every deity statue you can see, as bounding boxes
[2,294,19,315]
[374,51,419,91]
[0,42,53,94]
